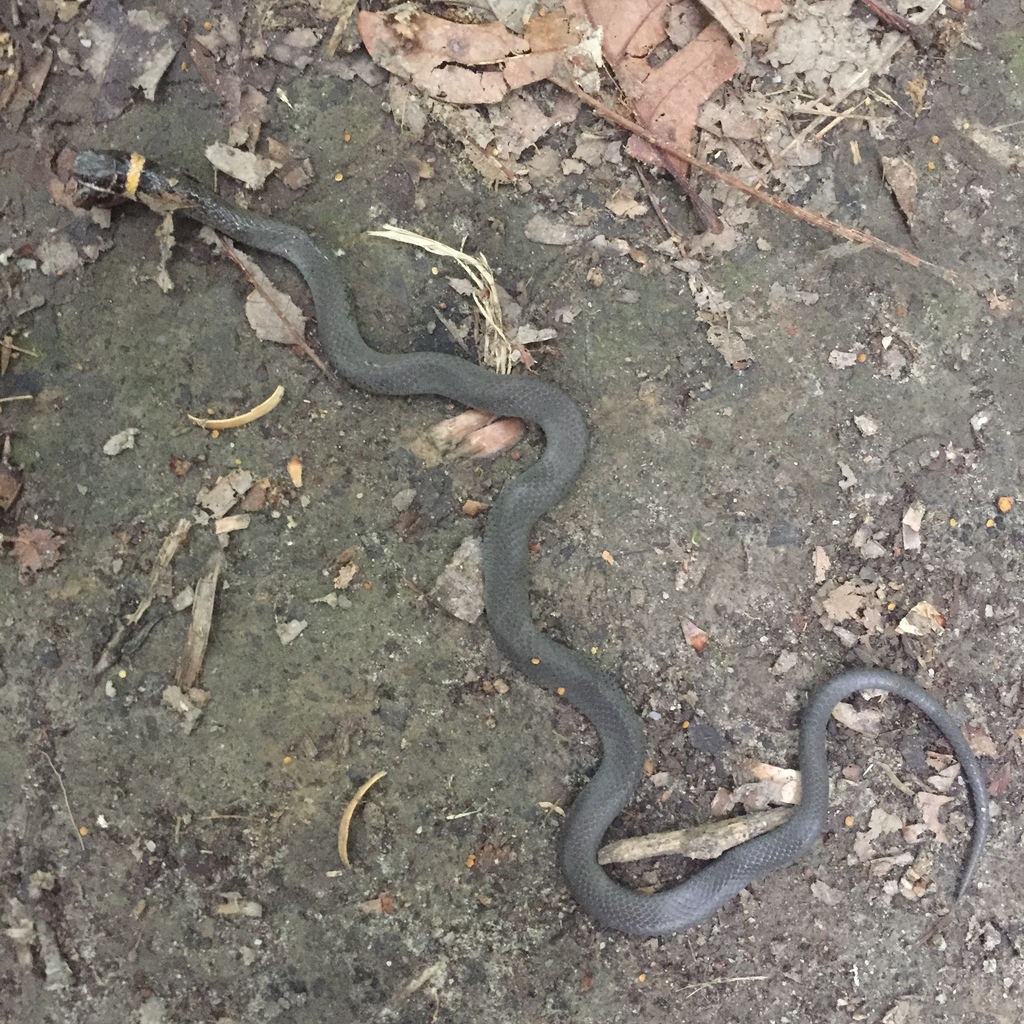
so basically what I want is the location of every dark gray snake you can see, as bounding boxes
[73,150,989,935]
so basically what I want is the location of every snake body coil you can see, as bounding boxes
[72,150,988,935]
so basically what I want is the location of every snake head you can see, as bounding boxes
[71,150,137,209]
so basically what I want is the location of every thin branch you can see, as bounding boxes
[41,750,85,850]
[550,71,958,284]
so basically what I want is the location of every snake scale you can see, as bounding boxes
[73,150,988,935]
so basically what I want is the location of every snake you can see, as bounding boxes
[72,150,989,936]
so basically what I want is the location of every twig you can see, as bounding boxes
[41,750,85,850]
[550,71,957,283]
[635,164,687,242]
[855,0,912,33]
[683,975,771,1000]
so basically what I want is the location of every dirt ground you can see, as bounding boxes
[1,2,1023,1023]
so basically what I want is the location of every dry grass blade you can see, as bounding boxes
[367,225,515,373]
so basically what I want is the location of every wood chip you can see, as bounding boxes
[175,554,222,689]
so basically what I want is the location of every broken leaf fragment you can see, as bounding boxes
[881,155,918,227]
[895,601,945,637]
[681,619,708,655]
[902,499,926,552]
[8,525,65,583]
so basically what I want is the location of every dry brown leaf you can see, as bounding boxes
[8,525,66,583]
[915,791,953,844]
[681,618,708,655]
[333,564,359,590]
[830,700,883,738]
[357,10,533,104]
[698,0,780,46]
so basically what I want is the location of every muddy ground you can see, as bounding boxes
[1,2,1023,1023]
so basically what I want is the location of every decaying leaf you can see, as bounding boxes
[358,8,595,106]
[431,537,485,624]
[681,618,708,655]
[882,155,918,227]
[81,0,182,123]
[276,619,308,645]
[831,700,884,738]
[8,525,66,583]
[205,141,281,189]
[902,499,926,551]
[333,563,359,590]
[196,469,255,519]
[895,601,945,637]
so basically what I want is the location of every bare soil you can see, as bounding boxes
[1,4,1022,1023]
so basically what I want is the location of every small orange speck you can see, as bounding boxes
[466,853,476,868]
[681,720,690,729]
[950,518,958,527]
[637,973,646,984]
[844,815,855,827]
[363,581,372,590]
[894,305,907,317]
[997,496,1013,513]
[210,429,220,439]
[203,20,212,29]
[431,266,439,276]
[343,132,351,142]
[556,687,565,696]
[601,550,615,565]
[510,451,522,461]
[856,352,867,363]
[927,162,936,170]
[79,826,89,837]
[181,61,188,71]
[283,756,293,765]
[887,603,896,611]
[643,759,655,775]
[334,172,344,182]
[986,518,996,528]
[531,657,540,665]
[287,456,303,487]
[931,135,940,144]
